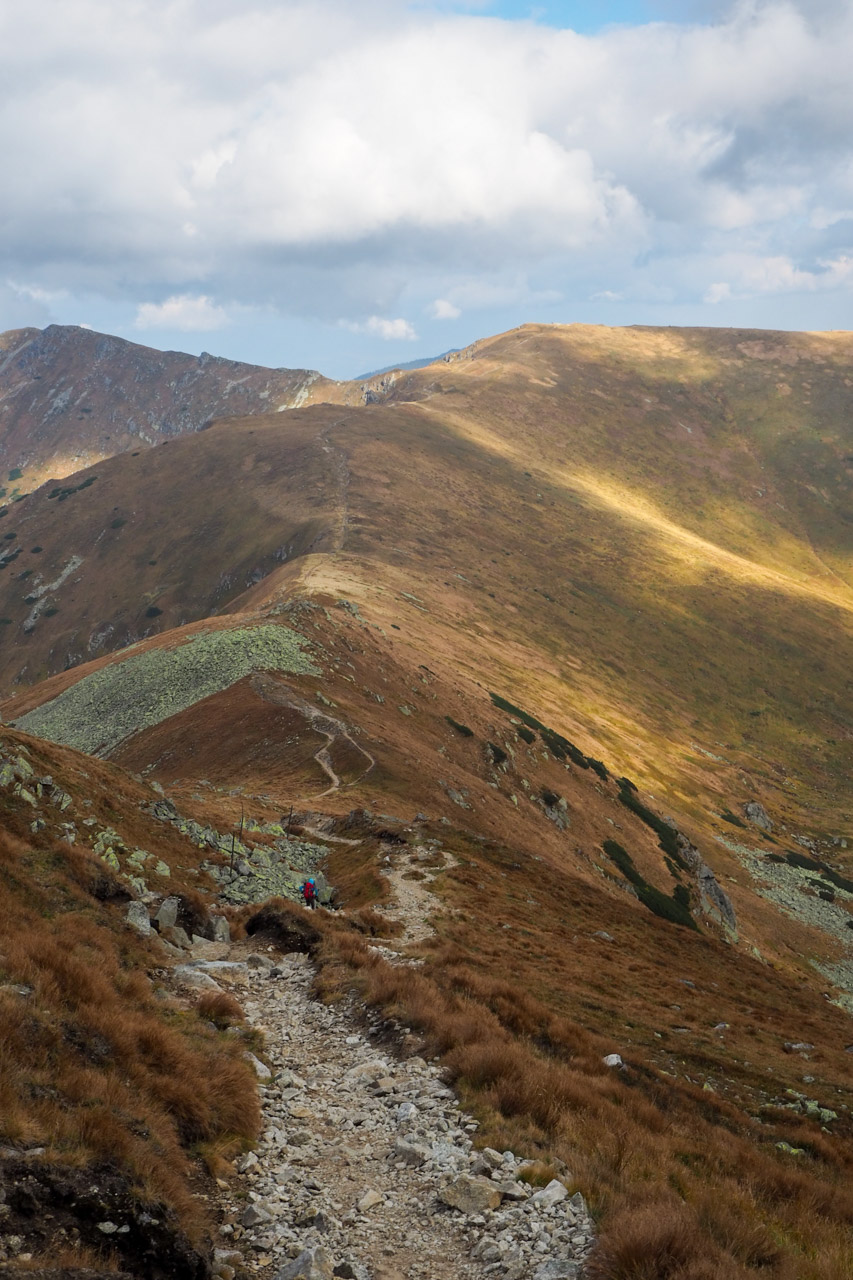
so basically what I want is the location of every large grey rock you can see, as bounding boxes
[275,1250,334,1280]
[162,925,192,949]
[173,965,221,991]
[439,1174,502,1214]
[189,960,249,983]
[155,896,181,929]
[242,1202,272,1227]
[245,1052,272,1081]
[744,801,772,831]
[125,902,151,937]
[393,1137,429,1166]
[211,915,231,942]
[531,1179,568,1209]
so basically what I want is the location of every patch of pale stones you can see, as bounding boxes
[209,950,595,1280]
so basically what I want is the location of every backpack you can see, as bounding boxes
[303,880,316,902]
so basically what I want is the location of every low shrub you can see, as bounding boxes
[445,716,474,738]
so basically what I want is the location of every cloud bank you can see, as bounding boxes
[1,0,852,355]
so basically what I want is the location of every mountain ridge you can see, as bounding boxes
[2,319,853,1278]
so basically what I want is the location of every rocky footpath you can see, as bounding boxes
[207,947,595,1280]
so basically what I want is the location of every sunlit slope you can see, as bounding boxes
[1,322,851,832]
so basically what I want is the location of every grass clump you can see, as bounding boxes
[445,716,475,738]
[197,990,245,1029]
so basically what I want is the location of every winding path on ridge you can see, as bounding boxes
[252,673,375,799]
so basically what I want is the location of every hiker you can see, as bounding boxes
[301,877,317,910]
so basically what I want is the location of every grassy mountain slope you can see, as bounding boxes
[2,322,853,1275]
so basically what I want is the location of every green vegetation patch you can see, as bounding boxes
[785,851,853,896]
[48,475,98,502]
[17,624,320,756]
[445,716,474,738]
[489,691,607,775]
[617,780,686,864]
[602,839,697,930]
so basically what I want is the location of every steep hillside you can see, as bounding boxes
[0,324,355,495]
[2,322,853,1277]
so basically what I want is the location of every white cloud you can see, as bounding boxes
[429,298,461,319]
[344,315,418,341]
[1,1,853,343]
[134,294,228,331]
[705,281,733,304]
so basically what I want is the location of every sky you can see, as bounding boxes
[2,0,853,378]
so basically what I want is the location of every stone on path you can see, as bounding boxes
[533,1259,579,1280]
[173,964,221,991]
[275,1247,335,1280]
[439,1174,502,1214]
[531,1179,568,1210]
[245,1052,272,1080]
[357,1189,383,1212]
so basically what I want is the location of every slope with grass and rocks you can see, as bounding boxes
[2,321,853,1277]
[0,324,361,498]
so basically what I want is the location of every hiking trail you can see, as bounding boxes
[197,833,595,1280]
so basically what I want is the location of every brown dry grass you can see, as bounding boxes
[197,990,245,1028]
[308,827,853,1280]
[0,811,259,1249]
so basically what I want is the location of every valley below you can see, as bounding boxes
[1,321,852,1280]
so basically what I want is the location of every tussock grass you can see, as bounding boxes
[0,818,260,1252]
[309,828,853,1280]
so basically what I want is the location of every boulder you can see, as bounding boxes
[357,1189,383,1211]
[125,902,151,937]
[173,965,222,991]
[603,1054,623,1069]
[531,1179,568,1210]
[393,1137,430,1167]
[242,1202,272,1227]
[438,1174,502,1215]
[245,1052,272,1081]
[162,925,192,949]
[211,915,231,942]
[155,897,181,930]
[275,1247,335,1280]
[744,801,772,831]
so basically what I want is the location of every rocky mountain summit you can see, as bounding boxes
[0,324,348,494]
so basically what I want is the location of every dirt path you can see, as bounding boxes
[208,944,594,1280]
[370,840,457,951]
[252,674,376,799]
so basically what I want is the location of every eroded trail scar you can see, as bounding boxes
[251,673,375,798]
[370,840,458,958]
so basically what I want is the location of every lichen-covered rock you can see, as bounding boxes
[17,624,320,755]
[126,902,152,938]
[744,801,772,830]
